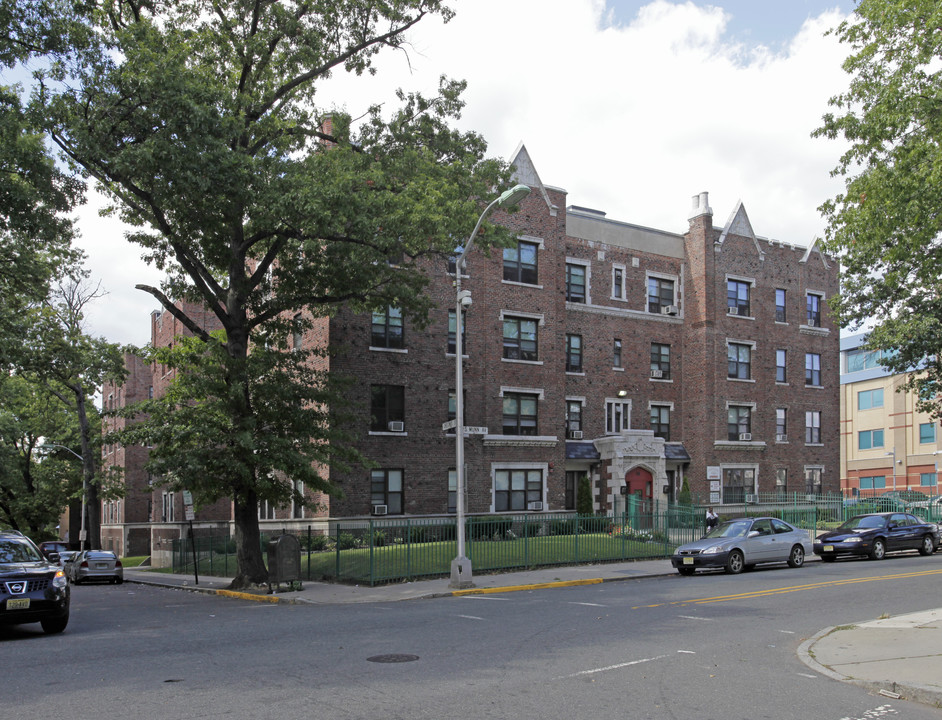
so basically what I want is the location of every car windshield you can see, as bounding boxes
[706,520,751,539]
[839,515,887,530]
[0,539,44,563]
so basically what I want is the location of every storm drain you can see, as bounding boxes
[366,654,419,664]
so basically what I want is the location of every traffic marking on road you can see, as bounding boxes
[556,655,667,680]
[631,568,942,609]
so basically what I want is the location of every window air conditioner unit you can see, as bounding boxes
[727,306,740,315]
[527,501,543,511]
[387,421,404,432]
[776,433,788,442]
[738,432,752,441]
[650,368,664,379]
[661,305,678,316]
[569,430,583,440]
[745,494,758,504]
[372,505,388,516]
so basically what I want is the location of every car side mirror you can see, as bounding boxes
[748,530,759,538]
[48,552,59,562]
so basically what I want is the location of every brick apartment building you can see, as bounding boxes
[101,145,839,557]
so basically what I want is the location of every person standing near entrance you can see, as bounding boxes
[705,507,719,534]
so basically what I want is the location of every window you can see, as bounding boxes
[805,467,823,495]
[371,469,403,514]
[806,411,821,444]
[292,312,303,351]
[648,276,675,313]
[805,353,821,386]
[770,349,785,383]
[727,406,751,441]
[858,429,884,450]
[502,392,538,436]
[566,263,587,303]
[370,385,404,432]
[858,388,884,410]
[612,267,624,299]
[292,480,304,519]
[860,475,886,490]
[371,307,403,349]
[775,468,788,496]
[845,347,890,373]
[448,469,457,513]
[613,339,622,369]
[723,467,754,504]
[650,405,670,441]
[727,279,751,316]
[566,400,583,438]
[259,498,276,520]
[162,492,174,522]
[775,289,787,322]
[920,422,937,444]
[605,399,631,434]
[728,343,752,380]
[776,408,787,439]
[503,316,538,361]
[494,468,543,512]
[503,240,538,284]
[806,293,822,327]
[651,343,671,379]
[446,390,466,434]
[447,310,467,354]
[920,472,938,488]
[566,334,583,373]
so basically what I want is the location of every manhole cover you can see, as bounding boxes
[366,654,420,664]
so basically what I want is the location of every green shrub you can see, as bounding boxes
[336,532,358,550]
[576,474,593,516]
[549,518,578,536]
[306,534,330,552]
[407,525,430,544]
[372,531,387,547]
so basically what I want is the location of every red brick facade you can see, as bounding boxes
[104,146,840,552]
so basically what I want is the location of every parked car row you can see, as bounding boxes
[671,512,940,576]
[62,550,124,585]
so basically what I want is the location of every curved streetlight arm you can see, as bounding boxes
[456,184,531,273]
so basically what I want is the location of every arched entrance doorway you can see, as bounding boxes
[626,466,653,499]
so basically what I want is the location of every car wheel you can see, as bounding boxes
[820,554,836,563]
[40,614,69,634]
[918,535,935,556]
[787,545,805,568]
[724,549,744,574]
[116,577,123,585]
[869,538,886,560]
[677,567,695,576]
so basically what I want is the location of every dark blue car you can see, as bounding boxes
[814,512,939,562]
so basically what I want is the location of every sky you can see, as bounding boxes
[67,0,859,348]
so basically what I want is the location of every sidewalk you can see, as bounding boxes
[124,559,942,708]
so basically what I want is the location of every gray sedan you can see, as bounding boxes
[671,516,812,575]
[68,550,124,584]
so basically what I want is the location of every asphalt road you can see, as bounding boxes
[5,553,942,720]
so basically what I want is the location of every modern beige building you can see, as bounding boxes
[840,333,941,498]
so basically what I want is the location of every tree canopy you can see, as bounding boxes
[33,0,517,586]
[816,0,942,416]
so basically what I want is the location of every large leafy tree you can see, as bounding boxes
[35,0,514,587]
[0,373,83,537]
[816,0,942,416]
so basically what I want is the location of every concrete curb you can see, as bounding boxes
[798,625,942,709]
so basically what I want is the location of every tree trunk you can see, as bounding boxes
[229,489,268,589]
[74,385,100,549]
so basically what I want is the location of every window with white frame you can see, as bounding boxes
[650,404,670,441]
[727,405,752,441]
[566,399,583,439]
[651,343,671,379]
[776,408,787,440]
[605,398,631,434]
[728,342,752,380]
[723,467,755,504]
[371,469,403,514]
[858,429,884,450]
[494,468,544,512]
[566,262,588,303]
[919,422,937,444]
[858,388,883,410]
[805,353,822,386]
[805,410,822,444]
[502,392,538,436]
[612,265,625,300]
[503,240,539,284]
[776,349,787,383]
[806,292,823,327]
[566,334,583,373]
[775,288,787,322]
[805,466,823,495]
[920,472,938,488]
[502,315,539,361]
[371,306,404,349]
[727,278,752,316]
[613,338,623,369]
[775,468,788,496]
[647,275,676,314]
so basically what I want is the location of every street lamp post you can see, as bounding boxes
[450,183,530,590]
[42,443,87,552]
[885,447,897,493]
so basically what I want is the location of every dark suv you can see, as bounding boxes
[0,532,70,634]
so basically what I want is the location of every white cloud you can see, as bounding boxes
[73,0,852,345]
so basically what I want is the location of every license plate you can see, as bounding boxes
[683,557,694,565]
[96,563,108,569]
[823,545,834,552]
[7,598,30,610]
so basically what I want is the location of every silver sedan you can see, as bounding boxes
[671,516,813,575]
[68,550,124,584]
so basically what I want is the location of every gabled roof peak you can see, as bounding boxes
[510,143,558,215]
